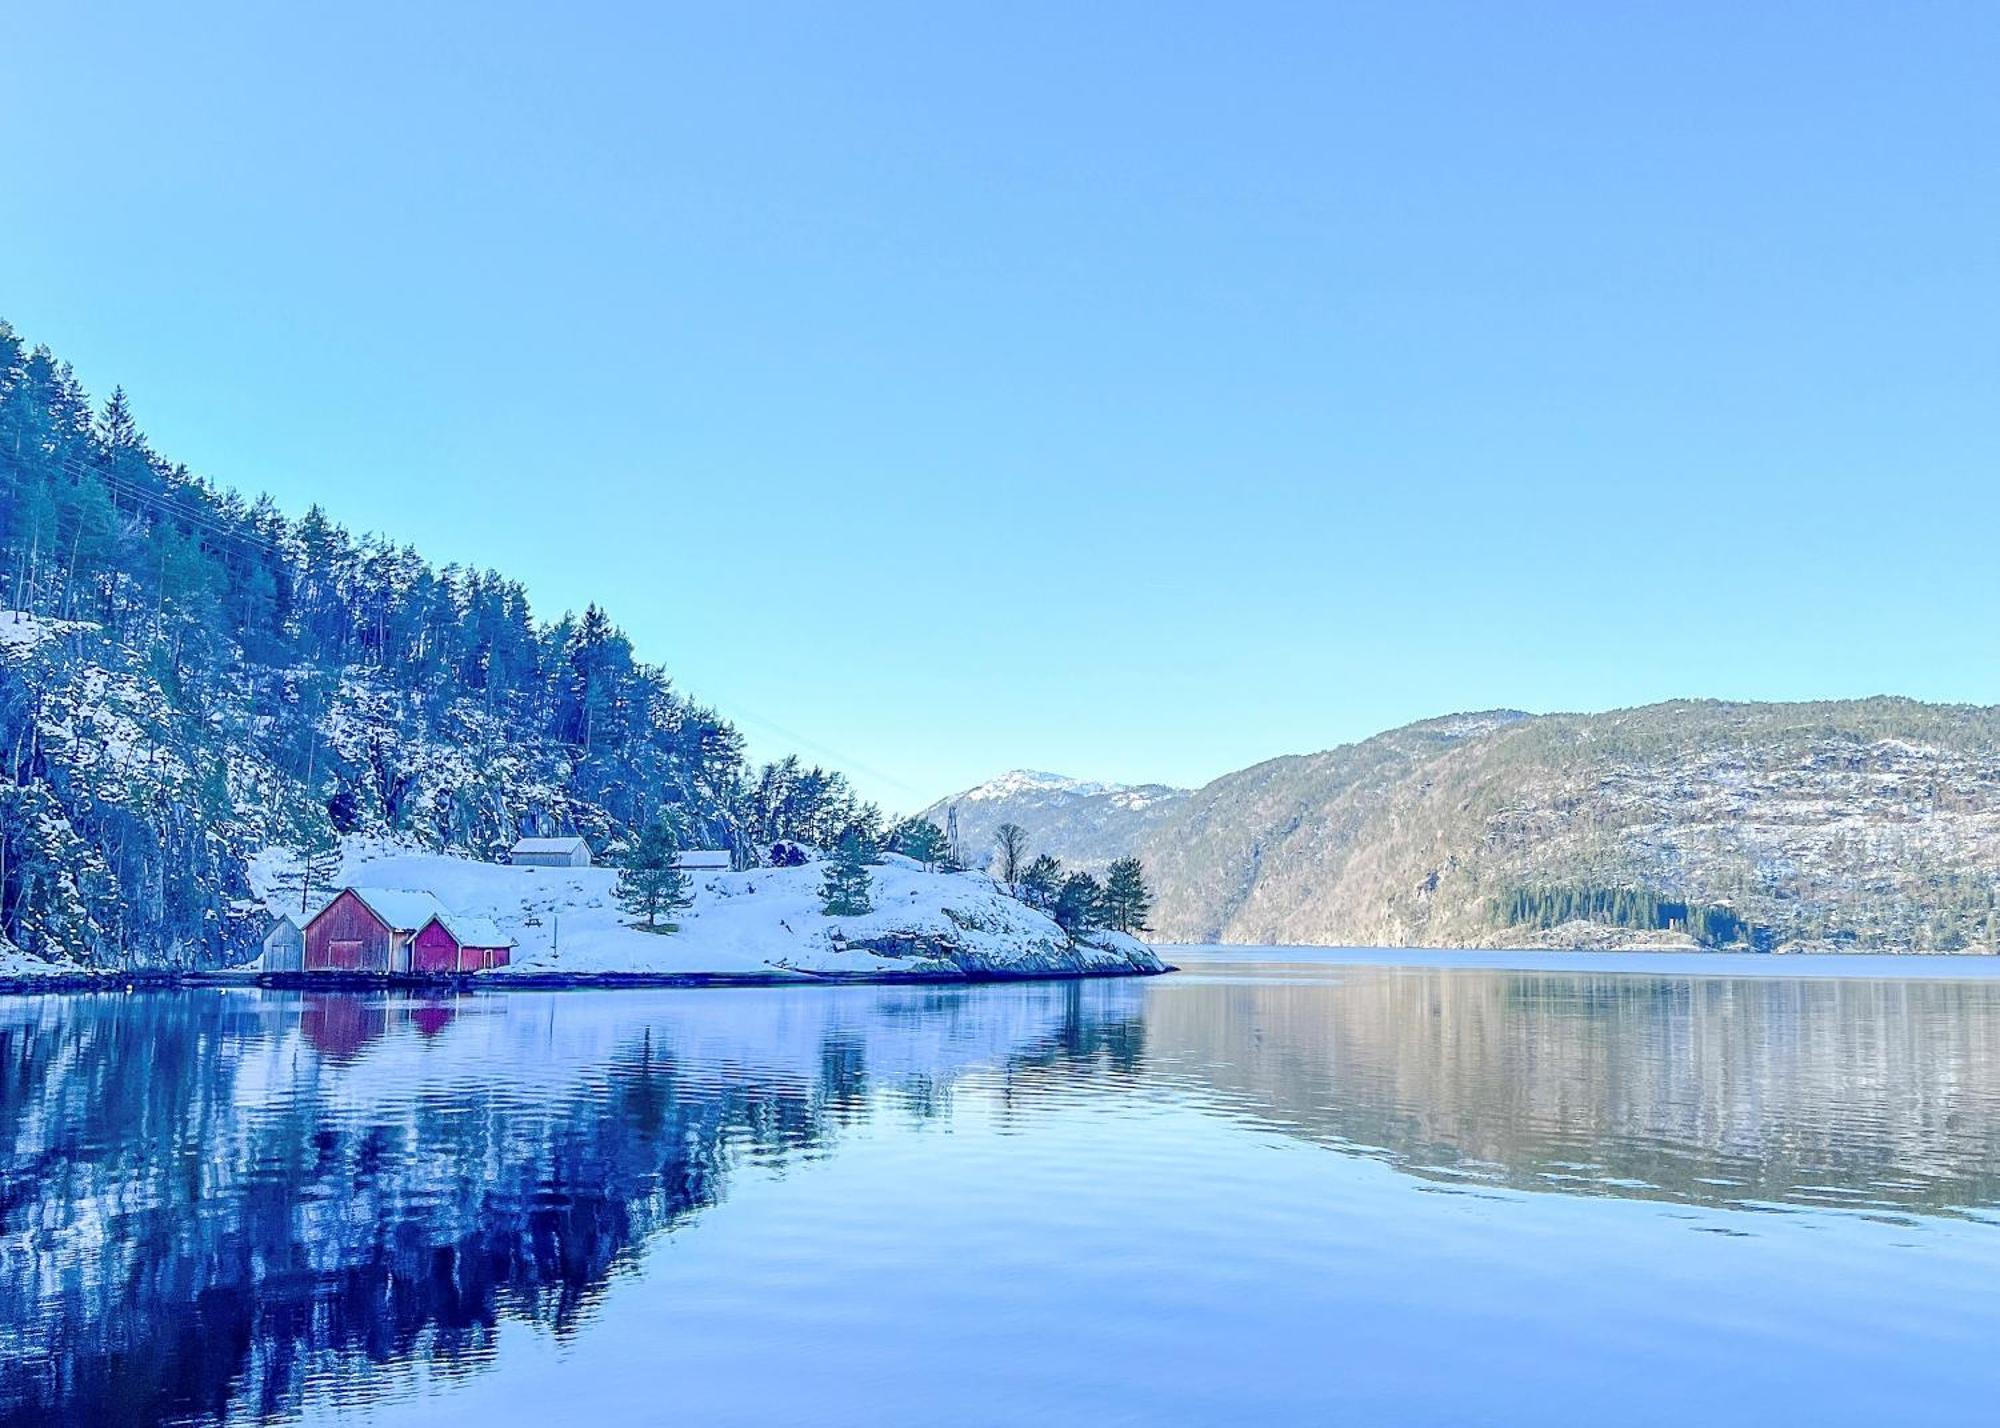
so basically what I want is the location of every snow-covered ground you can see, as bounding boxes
[0,609,83,652]
[0,944,91,982]
[249,841,1163,981]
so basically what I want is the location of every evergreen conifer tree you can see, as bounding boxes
[1100,857,1152,933]
[1018,853,1062,911]
[892,818,949,869]
[97,387,140,452]
[1053,871,1104,935]
[820,831,874,916]
[295,819,342,916]
[615,818,692,930]
[851,824,885,865]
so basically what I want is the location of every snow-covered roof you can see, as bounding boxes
[266,907,312,930]
[675,849,732,870]
[510,836,589,854]
[342,888,449,932]
[428,910,516,949]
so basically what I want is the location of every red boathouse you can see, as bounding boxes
[410,912,516,974]
[302,888,449,974]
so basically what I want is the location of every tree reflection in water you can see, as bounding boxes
[0,983,1147,1427]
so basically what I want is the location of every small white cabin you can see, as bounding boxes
[675,848,733,874]
[509,836,593,869]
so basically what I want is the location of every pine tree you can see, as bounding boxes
[97,386,140,452]
[562,604,628,753]
[820,831,874,916]
[851,823,884,865]
[1100,857,1152,933]
[295,819,342,916]
[1053,871,1104,934]
[616,817,692,930]
[891,818,949,869]
[1018,853,1062,911]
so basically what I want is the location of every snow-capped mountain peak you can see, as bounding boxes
[957,770,1123,803]
[917,770,1195,877]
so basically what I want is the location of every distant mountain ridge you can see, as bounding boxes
[935,699,2000,954]
[954,770,1179,807]
[920,770,1191,874]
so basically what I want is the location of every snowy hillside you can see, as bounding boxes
[250,842,1164,982]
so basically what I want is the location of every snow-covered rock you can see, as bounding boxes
[0,610,85,654]
[249,842,1165,982]
[0,943,94,984]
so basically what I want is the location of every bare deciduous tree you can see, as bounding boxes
[994,822,1029,888]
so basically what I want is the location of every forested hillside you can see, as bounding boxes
[938,705,2000,954]
[0,321,882,969]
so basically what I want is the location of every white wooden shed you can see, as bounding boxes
[509,836,593,868]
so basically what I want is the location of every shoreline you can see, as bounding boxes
[1166,944,2000,982]
[0,962,1178,997]
[1167,943,2000,958]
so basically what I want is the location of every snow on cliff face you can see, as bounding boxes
[251,842,1163,980]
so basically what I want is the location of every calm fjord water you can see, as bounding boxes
[6,951,2000,1426]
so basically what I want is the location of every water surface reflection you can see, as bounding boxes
[1147,962,2000,1217]
[0,983,1144,1424]
[4,959,2000,1426]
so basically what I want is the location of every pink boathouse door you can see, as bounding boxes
[411,919,461,976]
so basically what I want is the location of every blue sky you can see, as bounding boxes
[4,3,1997,807]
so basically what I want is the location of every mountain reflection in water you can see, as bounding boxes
[4,958,2000,1426]
[1146,963,2000,1216]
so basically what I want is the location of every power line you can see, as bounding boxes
[58,454,282,556]
[718,700,926,801]
[35,448,927,803]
